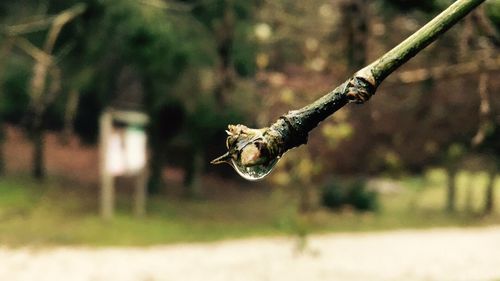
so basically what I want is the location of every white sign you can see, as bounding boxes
[106,127,147,176]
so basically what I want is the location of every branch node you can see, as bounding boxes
[345,68,377,104]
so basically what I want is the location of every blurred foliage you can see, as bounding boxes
[380,0,445,13]
[1,57,31,124]
[486,0,500,29]
[321,178,378,211]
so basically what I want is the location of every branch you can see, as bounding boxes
[1,16,57,36]
[1,3,86,37]
[473,5,500,47]
[14,37,53,64]
[22,3,86,130]
[471,73,491,147]
[211,0,486,180]
[43,3,87,54]
[61,89,80,144]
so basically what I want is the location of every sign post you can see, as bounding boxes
[99,108,149,219]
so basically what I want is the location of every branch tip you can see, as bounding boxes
[211,152,232,165]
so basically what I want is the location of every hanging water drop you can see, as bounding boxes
[229,157,279,181]
[211,124,283,181]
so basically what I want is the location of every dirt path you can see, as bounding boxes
[1,226,500,281]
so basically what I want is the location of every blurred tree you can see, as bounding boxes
[0,39,14,175]
[457,4,499,214]
[0,0,260,194]
[176,0,260,197]
[1,3,86,180]
[380,0,442,13]
[190,0,258,105]
[470,6,499,215]
[444,144,465,212]
[472,72,499,215]
[340,0,369,71]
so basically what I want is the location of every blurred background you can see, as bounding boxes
[0,0,499,279]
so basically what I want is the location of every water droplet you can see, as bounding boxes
[229,157,280,181]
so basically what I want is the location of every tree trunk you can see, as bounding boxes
[147,137,165,195]
[0,41,14,176]
[484,166,497,215]
[458,12,473,60]
[61,89,79,144]
[464,173,474,213]
[32,125,45,180]
[341,0,369,71]
[18,4,85,181]
[184,149,204,198]
[0,125,4,176]
[213,1,235,106]
[446,165,457,213]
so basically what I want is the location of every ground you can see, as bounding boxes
[1,226,500,281]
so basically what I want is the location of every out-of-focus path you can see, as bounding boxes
[1,226,500,281]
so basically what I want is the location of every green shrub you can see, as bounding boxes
[321,180,345,210]
[321,179,378,212]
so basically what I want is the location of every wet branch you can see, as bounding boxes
[211,0,486,177]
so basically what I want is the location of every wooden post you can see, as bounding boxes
[100,111,114,219]
[135,167,147,217]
